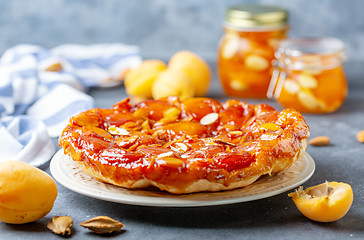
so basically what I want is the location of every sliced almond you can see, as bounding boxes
[170,142,188,152]
[200,113,219,125]
[356,130,364,143]
[80,216,124,234]
[157,151,175,158]
[309,136,331,146]
[245,54,269,71]
[214,139,237,147]
[108,126,129,136]
[47,216,73,236]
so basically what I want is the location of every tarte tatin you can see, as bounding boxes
[59,97,310,194]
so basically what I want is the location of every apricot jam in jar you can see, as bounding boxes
[267,38,347,113]
[218,5,289,98]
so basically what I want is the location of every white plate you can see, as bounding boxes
[50,150,315,207]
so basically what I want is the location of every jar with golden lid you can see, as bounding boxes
[218,5,289,98]
[267,38,347,113]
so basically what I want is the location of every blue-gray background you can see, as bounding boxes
[1,0,363,61]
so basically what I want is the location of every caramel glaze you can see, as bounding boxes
[59,97,310,193]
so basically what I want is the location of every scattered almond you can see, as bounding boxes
[309,136,331,146]
[47,216,73,236]
[80,216,124,234]
[357,130,364,143]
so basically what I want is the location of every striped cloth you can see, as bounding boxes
[0,44,141,166]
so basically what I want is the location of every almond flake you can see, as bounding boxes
[214,139,237,147]
[157,151,175,158]
[108,126,129,136]
[200,113,219,125]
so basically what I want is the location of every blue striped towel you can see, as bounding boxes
[0,44,141,166]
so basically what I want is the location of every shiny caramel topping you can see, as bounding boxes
[59,97,310,187]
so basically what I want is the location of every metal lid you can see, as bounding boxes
[225,5,288,29]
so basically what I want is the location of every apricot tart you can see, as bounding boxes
[59,97,310,194]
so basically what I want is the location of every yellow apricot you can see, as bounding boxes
[152,68,195,100]
[0,161,58,224]
[288,181,353,222]
[168,51,211,96]
[124,60,167,98]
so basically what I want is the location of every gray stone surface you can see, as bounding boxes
[1,61,363,239]
[1,1,364,239]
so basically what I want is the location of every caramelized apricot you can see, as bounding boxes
[181,98,223,121]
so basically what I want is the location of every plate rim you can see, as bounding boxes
[50,149,315,207]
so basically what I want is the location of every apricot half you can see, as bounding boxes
[288,181,353,222]
[0,161,58,224]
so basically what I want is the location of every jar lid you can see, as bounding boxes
[225,5,288,29]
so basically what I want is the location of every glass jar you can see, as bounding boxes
[267,38,347,113]
[218,5,289,98]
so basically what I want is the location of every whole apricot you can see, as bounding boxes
[288,181,353,222]
[125,60,167,98]
[152,68,195,100]
[168,51,211,96]
[0,161,58,224]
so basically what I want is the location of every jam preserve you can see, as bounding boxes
[267,38,347,113]
[218,5,289,98]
